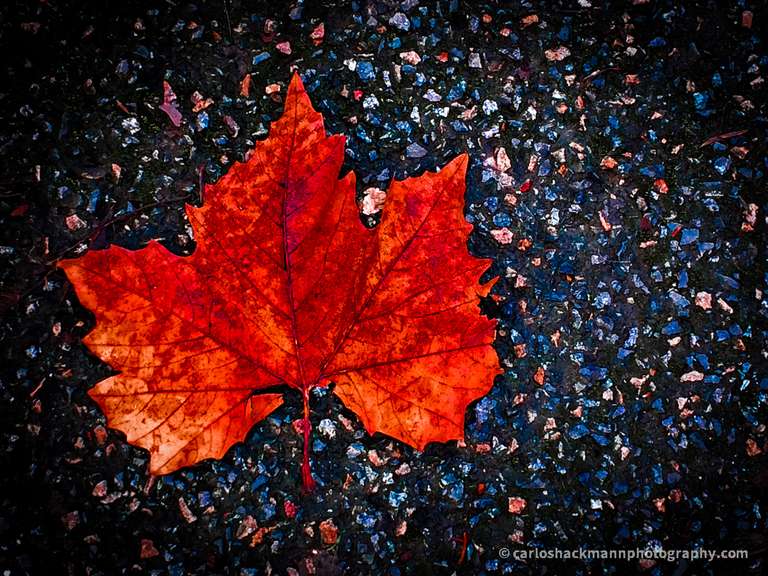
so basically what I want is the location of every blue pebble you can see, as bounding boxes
[693,92,708,110]
[251,475,268,490]
[260,501,276,521]
[617,348,632,360]
[447,80,466,102]
[448,481,464,501]
[594,291,612,309]
[356,512,377,529]
[679,228,699,246]
[357,61,375,82]
[662,320,681,335]
[493,212,511,227]
[591,433,610,446]
[484,196,499,212]
[252,51,270,65]
[196,111,209,130]
[569,423,589,439]
[87,189,101,213]
[713,156,731,175]
[394,120,411,135]
[668,290,690,309]
[388,491,407,508]
[612,481,629,495]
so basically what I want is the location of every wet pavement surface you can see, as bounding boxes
[0,1,766,574]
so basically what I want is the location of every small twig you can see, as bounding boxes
[699,129,748,148]
[580,66,621,85]
[196,164,206,204]
[46,195,192,265]
[143,474,157,494]
[29,378,46,398]
[457,531,469,564]
[223,0,233,42]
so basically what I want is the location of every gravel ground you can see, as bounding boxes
[1,1,766,575]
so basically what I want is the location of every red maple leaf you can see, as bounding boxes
[60,73,499,490]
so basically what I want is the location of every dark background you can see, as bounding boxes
[1,1,766,574]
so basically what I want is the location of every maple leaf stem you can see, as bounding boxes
[301,386,316,492]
